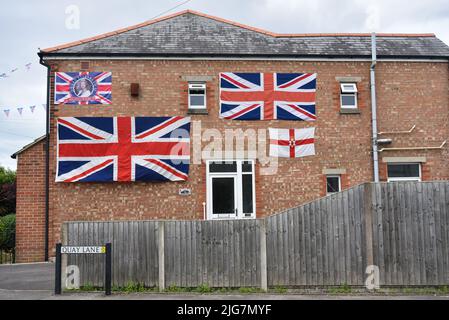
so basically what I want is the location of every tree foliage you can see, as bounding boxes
[0,182,16,217]
[0,167,15,184]
[0,214,15,252]
[0,166,16,217]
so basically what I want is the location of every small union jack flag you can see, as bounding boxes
[269,127,315,158]
[56,116,190,182]
[54,72,112,105]
[220,72,317,120]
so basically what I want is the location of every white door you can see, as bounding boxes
[206,160,256,220]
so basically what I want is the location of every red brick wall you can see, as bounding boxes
[375,62,449,181]
[15,139,46,263]
[15,59,448,260]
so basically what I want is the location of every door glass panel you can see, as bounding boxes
[209,161,237,173]
[212,177,235,214]
[242,161,252,172]
[242,174,253,214]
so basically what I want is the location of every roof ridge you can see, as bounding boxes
[185,10,435,38]
[40,9,436,53]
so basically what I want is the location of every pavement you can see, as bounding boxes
[0,262,54,300]
[0,262,53,290]
[44,293,449,300]
[1,262,449,300]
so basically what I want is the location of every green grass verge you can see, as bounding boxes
[66,283,449,295]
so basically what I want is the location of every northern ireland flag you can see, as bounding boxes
[269,127,315,158]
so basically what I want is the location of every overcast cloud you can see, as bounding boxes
[0,0,448,169]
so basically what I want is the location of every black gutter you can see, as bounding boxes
[39,54,51,262]
[39,52,449,60]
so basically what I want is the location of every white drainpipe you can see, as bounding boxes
[370,33,380,182]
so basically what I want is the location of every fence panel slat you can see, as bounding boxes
[64,182,449,289]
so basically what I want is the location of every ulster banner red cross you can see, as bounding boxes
[269,127,315,158]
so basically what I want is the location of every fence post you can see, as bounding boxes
[54,243,62,295]
[364,183,374,266]
[158,221,165,291]
[260,219,268,291]
[105,243,112,296]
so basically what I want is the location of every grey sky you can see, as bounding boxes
[0,0,448,169]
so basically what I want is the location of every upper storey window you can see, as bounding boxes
[340,83,358,109]
[188,83,206,110]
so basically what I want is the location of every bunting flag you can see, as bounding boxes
[269,127,316,158]
[56,116,191,182]
[0,103,46,118]
[0,62,33,79]
[55,72,112,105]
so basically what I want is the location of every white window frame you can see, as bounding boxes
[326,174,341,195]
[340,83,358,93]
[206,159,256,220]
[188,82,206,110]
[387,162,422,182]
[340,82,358,109]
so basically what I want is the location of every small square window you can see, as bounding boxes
[188,83,206,109]
[341,94,357,108]
[326,175,341,194]
[340,83,358,109]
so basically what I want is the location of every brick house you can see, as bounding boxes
[12,10,449,262]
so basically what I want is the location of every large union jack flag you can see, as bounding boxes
[220,72,317,121]
[54,72,112,105]
[56,116,190,182]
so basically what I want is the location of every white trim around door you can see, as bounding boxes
[206,159,256,220]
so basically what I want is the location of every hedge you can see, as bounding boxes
[0,214,15,251]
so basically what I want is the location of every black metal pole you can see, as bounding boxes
[38,55,51,262]
[105,243,112,296]
[54,243,62,295]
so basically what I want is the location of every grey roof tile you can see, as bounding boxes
[42,12,449,58]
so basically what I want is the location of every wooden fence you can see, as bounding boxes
[63,181,449,288]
